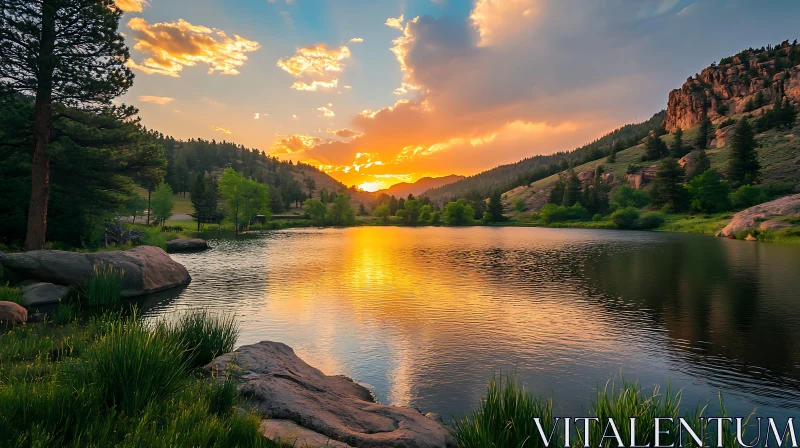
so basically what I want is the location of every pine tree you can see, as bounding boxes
[727,118,760,186]
[688,150,711,180]
[645,135,668,160]
[670,128,688,158]
[696,115,712,149]
[190,172,207,231]
[486,190,505,222]
[563,169,583,206]
[650,158,687,211]
[1,0,135,249]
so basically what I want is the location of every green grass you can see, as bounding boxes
[454,377,751,447]
[84,265,123,308]
[0,312,287,447]
[157,310,240,368]
[0,284,25,306]
[658,213,733,235]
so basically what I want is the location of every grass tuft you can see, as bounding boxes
[51,302,78,325]
[85,316,187,414]
[0,283,25,306]
[84,264,123,307]
[158,310,240,368]
[452,375,555,448]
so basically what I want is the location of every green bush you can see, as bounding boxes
[84,264,123,308]
[0,284,25,306]
[765,181,795,198]
[612,185,650,208]
[730,185,768,209]
[540,203,590,224]
[636,212,666,230]
[158,311,239,368]
[86,318,187,414]
[611,207,640,229]
[687,168,731,213]
[592,213,603,222]
[452,376,554,448]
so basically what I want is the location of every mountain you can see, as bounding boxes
[376,175,465,198]
[502,40,800,214]
[664,40,800,132]
[422,111,666,204]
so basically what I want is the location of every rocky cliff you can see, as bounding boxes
[664,40,800,132]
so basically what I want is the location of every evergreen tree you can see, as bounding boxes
[547,176,566,205]
[696,115,712,149]
[583,166,610,215]
[486,190,505,222]
[687,169,731,213]
[650,158,687,211]
[688,150,711,180]
[1,0,135,249]
[727,118,760,186]
[669,128,688,158]
[190,172,206,231]
[645,135,668,160]
[563,169,582,206]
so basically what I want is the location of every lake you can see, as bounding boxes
[140,227,800,422]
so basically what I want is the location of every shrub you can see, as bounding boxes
[86,317,187,414]
[626,163,642,175]
[592,214,603,222]
[612,185,650,208]
[687,168,731,213]
[512,198,526,213]
[730,185,768,209]
[452,376,554,448]
[765,181,795,198]
[158,310,239,368]
[611,207,640,229]
[539,203,590,224]
[84,264,123,307]
[636,212,666,230]
[0,284,25,306]
[208,375,240,416]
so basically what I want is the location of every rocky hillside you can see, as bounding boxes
[665,40,800,132]
[378,175,465,198]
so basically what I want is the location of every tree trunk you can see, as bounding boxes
[23,0,57,251]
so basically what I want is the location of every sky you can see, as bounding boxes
[117,0,800,192]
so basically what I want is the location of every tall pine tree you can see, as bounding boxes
[727,118,760,186]
[0,0,134,249]
[696,114,712,149]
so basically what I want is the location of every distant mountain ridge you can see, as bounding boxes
[376,175,465,198]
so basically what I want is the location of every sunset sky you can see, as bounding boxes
[117,0,800,191]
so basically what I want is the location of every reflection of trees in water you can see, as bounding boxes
[576,235,800,401]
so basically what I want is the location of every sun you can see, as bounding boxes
[358,181,383,192]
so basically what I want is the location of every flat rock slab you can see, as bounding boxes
[208,341,455,448]
[0,301,27,324]
[0,246,190,298]
[261,419,353,448]
[166,238,210,253]
[22,282,70,306]
[720,193,800,236]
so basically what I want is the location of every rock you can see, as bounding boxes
[577,170,594,183]
[626,173,644,189]
[663,41,800,133]
[0,246,190,298]
[21,282,70,306]
[261,420,352,448]
[720,193,800,236]
[165,238,210,253]
[710,125,737,148]
[745,234,758,241]
[0,301,27,324]
[759,219,791,231]
[208,341,455,448]
[678,151,699,174]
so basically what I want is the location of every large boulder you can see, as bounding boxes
[0,301,27,324]
[208,342,455,448]
[166,238,209,253]
[0,246,190,298]
[22,282,69,306]
[720,193,800,237]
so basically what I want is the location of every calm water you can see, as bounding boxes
[140,227,800,421]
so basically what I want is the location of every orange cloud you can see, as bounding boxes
[126,18,260,77]
[317,106,335,117]
[115,0,148,12]
[211,126,231,134]
[277,44,351,92]
[271,134,323,155]
[138,95,175,105]
[327,128,361,138]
